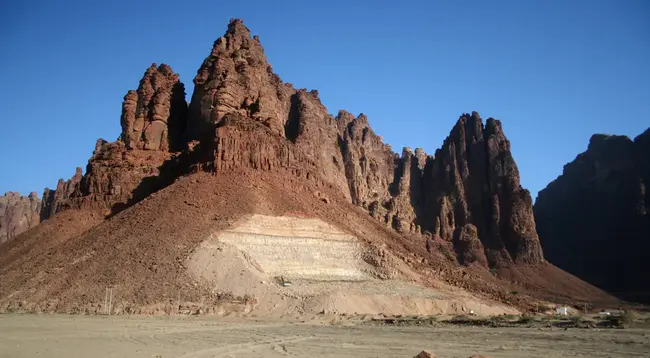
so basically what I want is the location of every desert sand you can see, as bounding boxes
[1,314,648,358]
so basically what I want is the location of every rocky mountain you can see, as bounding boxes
[25,18,543,271]
[0,192,41,244]
[0,18,616,315]
[535,128,650,302]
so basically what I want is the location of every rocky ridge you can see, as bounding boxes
[40,65,187,219]
[25,18,542,270]
[535,128,650,301]
[0,192,41,244]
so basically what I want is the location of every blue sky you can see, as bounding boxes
[1,0,648,200]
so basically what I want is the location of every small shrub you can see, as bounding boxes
[569,316,583,323]
[621,311,637,326]
[518,315,534,324]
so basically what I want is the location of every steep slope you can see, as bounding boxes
[0,171,612,314]
[535,128,650,302]
[0,192,41,244]
[0,18,617,313]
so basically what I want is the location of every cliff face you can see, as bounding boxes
[120,64,188,152]
[0,192,41,244]
[40,65,188,219]
[535,128,650,301]
[28,18,543,269]
[420,114,543,267]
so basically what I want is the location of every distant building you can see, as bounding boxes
[556,307,569,315]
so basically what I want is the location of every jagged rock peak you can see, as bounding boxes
[226,18,252,37]
[186,18,295,141]
[120,63,188,152]
[421,111,543,267]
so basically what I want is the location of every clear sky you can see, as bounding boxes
[1,0,648,201]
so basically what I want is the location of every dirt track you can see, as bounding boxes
[1,315,648,357]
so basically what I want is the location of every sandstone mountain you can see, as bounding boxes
[36,19,543,270]
[0,19,615,313]
[535,128,650,302]
[0,192,41,244]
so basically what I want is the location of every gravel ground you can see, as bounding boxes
[1,314,649,358]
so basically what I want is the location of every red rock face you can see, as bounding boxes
[31,18,544,269]
[121,64,188,152]
[185,18,295,141]
[0,192,41,244]
[535,128,650,301]
[416,113,543,267]
[40,65,187,219]
[188,20,543,267]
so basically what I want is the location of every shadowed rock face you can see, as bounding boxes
[535,128,650,301]
[28,18,543,269]
[0,192,41,244]
[419,113,542,267]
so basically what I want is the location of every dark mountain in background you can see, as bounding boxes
[535,128,650,302]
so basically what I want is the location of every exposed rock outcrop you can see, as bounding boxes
[337,110,399,224]
[40,65,187,219]
[0,192,41,244]
[120,64,188,152]
[420,113,543,267]
[185,18,294,141]
[535,128,650,301]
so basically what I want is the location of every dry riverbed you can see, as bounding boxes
[0,314,649,357]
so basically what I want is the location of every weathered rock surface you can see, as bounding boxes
[120,64,188,151]
[535,128,650,301]
[186,18,294,141]
[337,110,400,223]
[0,192,41,244]
[40,65,187,219]
[420,113,543,267]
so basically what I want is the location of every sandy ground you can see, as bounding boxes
[185,214,517,318]
[1,315,648,358]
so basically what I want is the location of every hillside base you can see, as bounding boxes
[185,214,518,317]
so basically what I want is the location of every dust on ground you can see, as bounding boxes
[1,314,648,358]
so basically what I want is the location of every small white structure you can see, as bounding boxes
[556,307,569,316]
